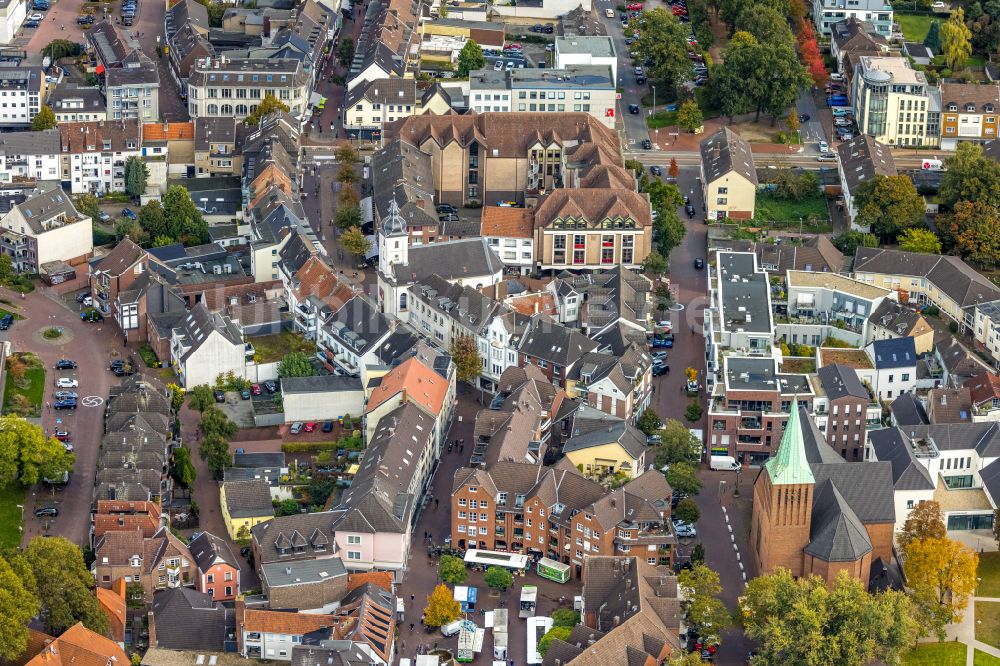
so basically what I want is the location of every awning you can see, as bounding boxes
[797,293,815,306]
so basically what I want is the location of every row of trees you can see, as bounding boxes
[187,389,239,477]
[0,537,108,659]
[332,145,373,261]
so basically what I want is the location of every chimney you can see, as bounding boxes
[147,609,157,646]
[613,615,621,627]
[534,300,539,314]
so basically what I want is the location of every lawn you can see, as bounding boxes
[0,307,24,320]
[896,13,936,43]
[647,111,678,129]
[978,552,1000,597]
[977,602,1000,649]
[753,193,832,232]
[2,356,44,417]
[977,650,1000,666]
[250,331,316,364]
[0,484,25,550]
[902,642,967,666]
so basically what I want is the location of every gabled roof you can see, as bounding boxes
[365,356,447,416]
[867,337,916,369]
[966,371,1000,407]
[854,247,1000,308]
[481,206,535,239]
[92,238,146,276]
[189,531,239,572]
[221,479,275,518]
[24,623,127,666]
[804,478,874,562]
[519,314,599,367]
[324,295,390,357]
[817,364,869,401]
[564,409,647,460]
[534,188,652,230]
[388,237,503,285]
[869,299,932,338]
[868,428,934,491]
[700,127,757,185]
[837,135,897,193]
[151,587,233,651]
[891,393,929,426]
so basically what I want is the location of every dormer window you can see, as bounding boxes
[967,103,977,113]
[988,104,996,113]
[948,103,958,112]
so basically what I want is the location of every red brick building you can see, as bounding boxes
[749,400,896,585]
[92,500,161,543]
[814,364,879,461]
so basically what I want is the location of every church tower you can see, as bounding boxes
[378,200,408,278]
[749,397,815,577]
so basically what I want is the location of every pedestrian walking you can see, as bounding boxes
[409,623,414,632]
[410,594,415,602]
[435,498,439,508]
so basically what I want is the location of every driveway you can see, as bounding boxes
[5,286,118,547]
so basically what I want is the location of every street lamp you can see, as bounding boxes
[651,85,656,117]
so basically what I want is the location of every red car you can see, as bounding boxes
[505,43,522,51]
[54,431,70,441]
[251,383,262,396]
[625,2,642,9]
[304,422,317,433]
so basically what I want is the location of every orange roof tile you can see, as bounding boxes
[966,371,1000,406]
[24,623,128,666]
[142,121,194,141]
[481,206,534,239]
[347,571,394,594]
[365,357,447,416]
[507,292,556,317]
[294,256,356,309]
[6,629,54,666]
[243,609,336,634]
[96,585,126,643]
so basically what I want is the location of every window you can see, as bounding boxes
[459,511,467,519]
[347,535,361,545]
[347,551,362,560]
[207,574,215,583]
[458,498,467,506]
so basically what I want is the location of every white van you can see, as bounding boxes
[605,8,615,17]
[441,620,464,637]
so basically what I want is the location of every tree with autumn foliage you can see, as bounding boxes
[896,500,946,556]
[668,158,679,180]
[797,20,827,86]
[423,584,461,627]
[946,200,1000,268]
[904,536,978,640]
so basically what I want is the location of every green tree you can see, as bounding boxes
[457,40,486,78]
[336,36,355,68]
[925,19,942,52]
[676,99,704,132]
[278,351,317,378]
[244,94,291,126]
[275,499,300,516]
[31,106,56,131]
[438,554,467,585]
[424,584,461,627]
[450,335,482,383]
[0,417,74,486]
[711,32,809,123]
[940,142,1000,210]
[538,626,573,657]
[656,419,702,465]
[941,8,973,71]
[195,0,224,26]
[335,144,360,165]
[636,408,663,436]
[897,227,942,254]
[642,250,668,275]
[551,608,580,627]
[853,174,925,241]
[74,193,102,220]
[199,433,231,477]
[42,39,83,61]
[340,226,371,259]
[484,565,513,592]
[124,156,149,199]
[22,537,108,635]
[170,446,197,489]
[0,555,39,660]
[200,406,238,439]
[735,5,794,44]
[0,254,12,284]
[632,8,694,93]
[334,204,362,230]
[691,543,705,565]
[674,497,701,524]
[831,230,879,256]
[665,461,703,496]
[137,200,168,241]
[188,384,215,411]
[684,400,703,422]
[162,185,209,245]
[742,569,917,666]
[646,179,686,252]
[678,565,729,635]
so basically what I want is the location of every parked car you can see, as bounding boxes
[251,383,262,395]
[798,113,810,122]
[112,364,134,377]
[0,314,12,331]
[650,165,662,176]
[77,15,94,24]
[674,522,697,537]
[75,291,90,303]
[651,351,668,361]
[55,359,77,370]
[121,207,137,220]
[27,13,43,21]
[304,422,317,433]
[54,391,77,400]
[263,380,278,393]
[56,378,79,388]
[289,422,304,434]
[240,388,251,400]
[642,139,652,150]
[322,420,334,433]
[54,430,70,441]
[62,442,74,452]
[493,60,503,71]
[817,152,837,162]
[685,203,696,218]
[54,399,77,410]
[629,103,640,115]
[652,362,669,376]
[694,257,705,269]
[23,20,38,27]
[436,203,457,214]
[213,390,225,403]
[35,507,58,518]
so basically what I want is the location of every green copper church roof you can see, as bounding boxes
[765,396,815,486]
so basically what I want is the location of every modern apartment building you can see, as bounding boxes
[812,364,881,461]
[554,37,618,82]
[776,270,894,348]
[469,66,617,128]
[0,183,93,274]
[852,56,934,147]
[0,67,43,127]
[106,51,160,121]
[0,0,26,45]
[812,0,893,37]
[187,58,311,121]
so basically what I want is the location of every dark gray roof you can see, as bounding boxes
[371,140,437,232]
[260,557,348,588]
[221,478,275,518]
[251,511,336,564]
[817,364,868,401]
[15,186,83,233]
[0,129,61,156]
[519,314,599,367]
[717,252,771,333]
[804,479,874,562]
[903,42,933,59]
[280,375,364,394]
[809,462,896,523]
[898,422,1000,457]
[279,231,317,276]
[189,531,239,572]
[566,410,647,459]
[389,238,503,286]
[44,83,105,115]
[195,117,238,150]
[151,587,233,651]
[345,77,416,108]
[980,458,1000,508]
[869,299,925,336]
[188,58,309,88]
[868,337,916,369]
[106,50,160,88]
[854,248,1000,309]
[324,295,390,357]
[837,135,896,193]
[371,327,421,365]
[700,128,757,185]
[891,393,929,426]
[868,428,934,490]
[175,302,244,361]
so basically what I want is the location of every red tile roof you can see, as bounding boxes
[966,371,1000,406]
[96,582,127,643]
[347,571,394,594]
[481,206,534,239]
[142,122,194,141]
[365,357,447,416]
[24,623,128,666]
[243,609,336,634]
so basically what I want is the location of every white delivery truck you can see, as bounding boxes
[921,158,945,171]
[710,455,740,471]
[493,608,509,660]
[520,585,538,618]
